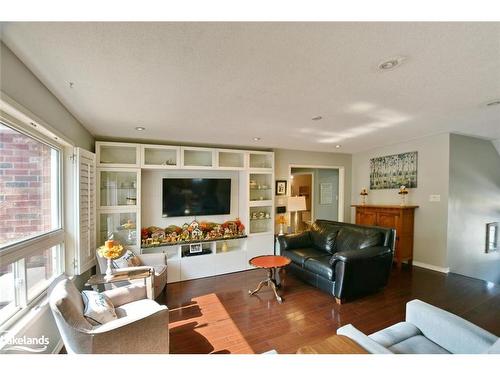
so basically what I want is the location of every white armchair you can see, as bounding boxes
[49,277,169,354]
[95,250,167,299]
[337,299,499,354]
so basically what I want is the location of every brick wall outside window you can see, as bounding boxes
[0,124,56,248]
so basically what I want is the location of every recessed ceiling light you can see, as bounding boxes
[135,126,146,131]
[312,116,323,121]
[378,56,406,71]
[486,100,500,107]
[335,144,342,149]
[253,137,261,141]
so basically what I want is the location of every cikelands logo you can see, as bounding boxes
[0,331,49,353]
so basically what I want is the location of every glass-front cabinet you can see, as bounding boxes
[98,169,140,209]
[249,172,273,202]
[98,211,138,249]
[96,142,140,167]
[141,145,180,169]
[249,151,273,170]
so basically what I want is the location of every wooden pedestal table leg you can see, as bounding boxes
[249,279,267,296]
[248,268,285,303]
[269,276,283,304]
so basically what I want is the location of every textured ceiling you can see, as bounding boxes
[1,22,499,153]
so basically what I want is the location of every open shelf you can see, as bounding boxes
[181,242,213,257]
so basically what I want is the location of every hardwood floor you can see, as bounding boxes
[165,266,500,354]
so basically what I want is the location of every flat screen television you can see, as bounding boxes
[162,178,231,217]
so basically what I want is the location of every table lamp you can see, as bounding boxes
[288,196,307,234]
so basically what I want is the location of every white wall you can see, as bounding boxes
[352,133,450,270]
[141,169,241,228]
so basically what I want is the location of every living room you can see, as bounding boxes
[1,1,499,373]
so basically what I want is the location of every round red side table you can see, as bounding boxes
[248,255,291,303]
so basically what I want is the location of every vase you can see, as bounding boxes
[361,195,367,205]
[400,194,407,206]
[105,258,113,278]
[279,223,285,236]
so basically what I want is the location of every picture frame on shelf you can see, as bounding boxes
[276,180,287,196]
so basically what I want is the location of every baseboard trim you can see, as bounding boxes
[412,261,450,274]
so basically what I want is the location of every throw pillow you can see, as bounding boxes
[335,227,383,253]
[112,249,143,268]
[81,290,118,326]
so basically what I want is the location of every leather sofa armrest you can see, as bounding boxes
[330,246,392,265]
[331,246,393,300]
[277,231,312,251]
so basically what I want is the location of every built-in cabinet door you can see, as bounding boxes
[376,212,399,229]
[356,210,377,226]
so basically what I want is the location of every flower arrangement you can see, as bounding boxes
[97,240,124,278]
[360,187,368,205]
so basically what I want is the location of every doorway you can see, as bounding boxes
[290,172,313,232]
[289,165,344,232]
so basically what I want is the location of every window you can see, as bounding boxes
[0,121,64,327]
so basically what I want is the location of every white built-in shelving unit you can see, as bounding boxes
[95,141,275,283]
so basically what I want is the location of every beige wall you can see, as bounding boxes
[448,134,500,284]
[274,148,352,222]
[351,133,450,270]
[0,42,94,151]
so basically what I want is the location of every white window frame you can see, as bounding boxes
[0,115,65,329]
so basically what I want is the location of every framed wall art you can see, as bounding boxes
[370,151,418,189]
[276,180,287,196]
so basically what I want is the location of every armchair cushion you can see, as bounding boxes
[81,290,118,326]
[114,299,163,319]
[102,284,147,307]
[335,227,384,253]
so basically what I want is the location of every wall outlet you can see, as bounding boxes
[429,194,441,202]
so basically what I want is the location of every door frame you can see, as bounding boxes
[288,164,345,222]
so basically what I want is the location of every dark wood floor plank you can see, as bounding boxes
[165,266,500,354]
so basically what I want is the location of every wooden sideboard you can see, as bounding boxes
[351,205,418,268]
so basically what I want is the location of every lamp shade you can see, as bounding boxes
[288,196,307,212]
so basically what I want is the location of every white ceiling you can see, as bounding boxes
[1,22,500,153]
